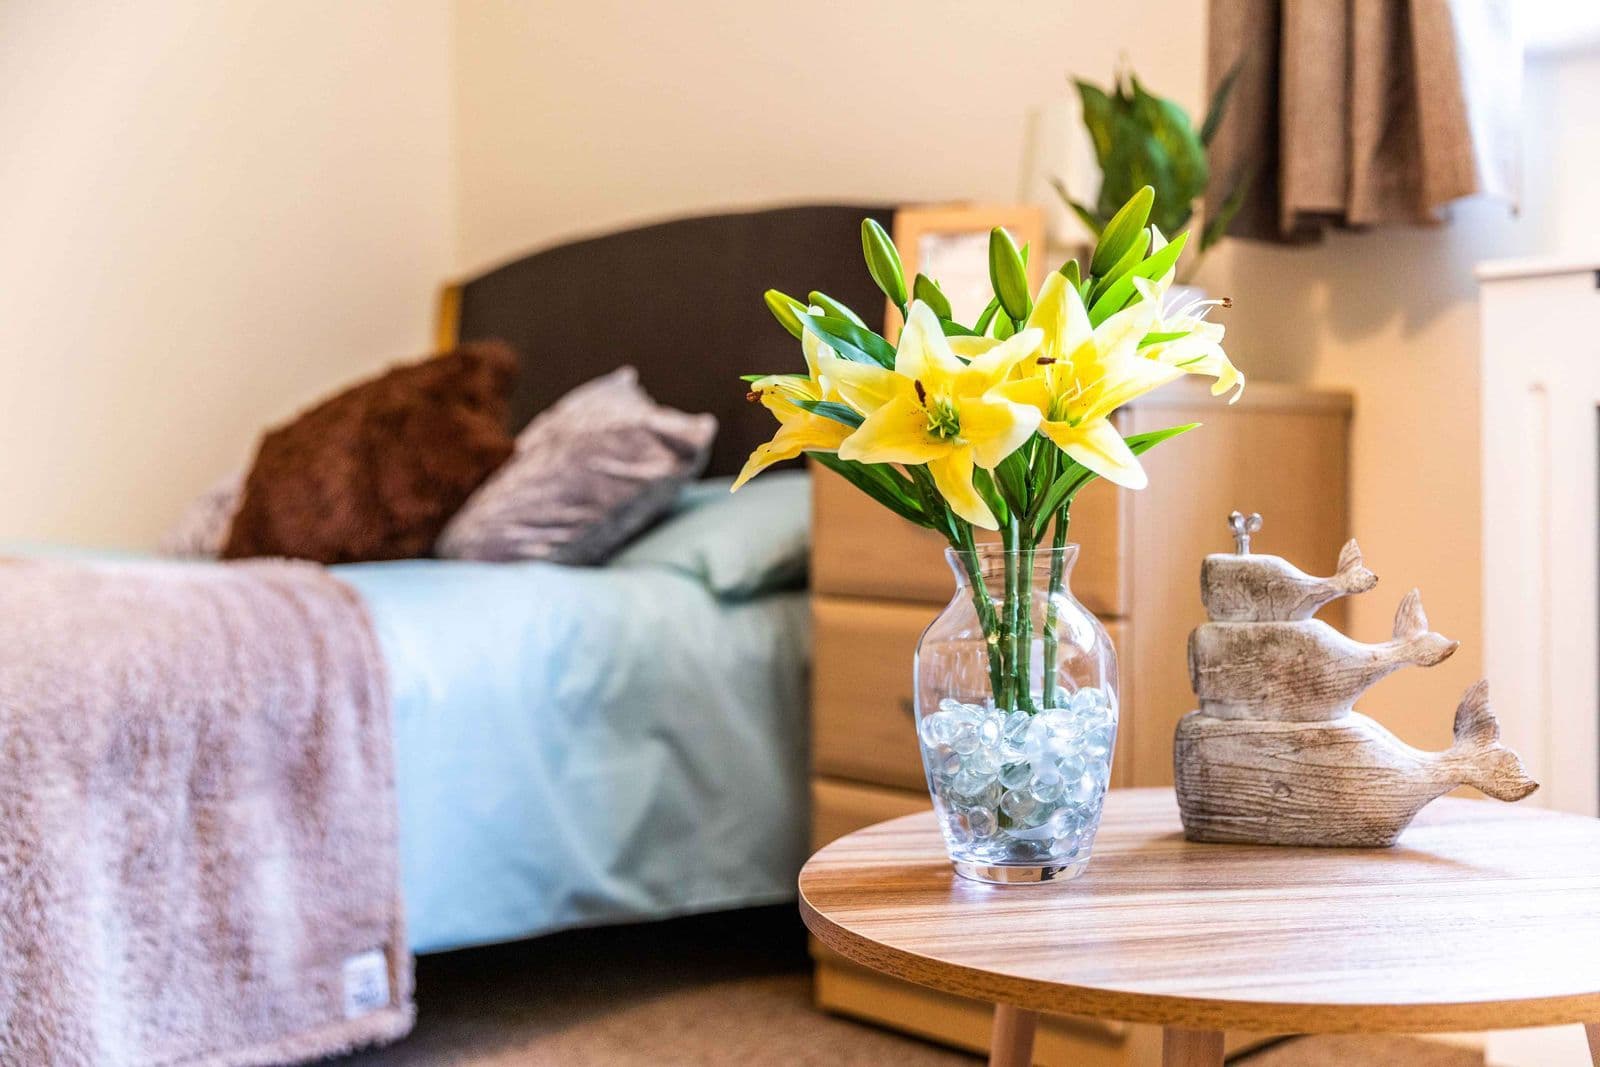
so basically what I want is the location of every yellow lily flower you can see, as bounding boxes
[831,302,1043,529]
[997,272,1181,490]
[1136,275,1245,401]
[732,323,851,491]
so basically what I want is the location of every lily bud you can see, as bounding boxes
[763,289,807,339]
[912,274,953,320]
[1091,185,1155,277]
[988,228,1031,322]
[861,218,908,309]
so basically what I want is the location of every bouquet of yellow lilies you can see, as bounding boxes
[735,186,1242,712]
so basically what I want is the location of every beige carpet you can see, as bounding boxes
[327,908,1482,1066]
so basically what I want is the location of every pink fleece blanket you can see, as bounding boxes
[0,558,412,1066]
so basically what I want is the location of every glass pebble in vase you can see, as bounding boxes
[915,544,1118,884]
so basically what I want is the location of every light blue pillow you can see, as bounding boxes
[612,471,810,598]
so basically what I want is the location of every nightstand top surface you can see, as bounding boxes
[799,788,1600,1033]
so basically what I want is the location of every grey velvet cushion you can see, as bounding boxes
[436,367,717,564]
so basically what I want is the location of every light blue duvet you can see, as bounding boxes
[13,474,814,955]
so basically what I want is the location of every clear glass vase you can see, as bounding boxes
[914,544,1119,884]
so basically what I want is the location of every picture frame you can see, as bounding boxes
[886,203,1047,341]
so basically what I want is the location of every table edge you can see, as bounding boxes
[798,801,1600,1034]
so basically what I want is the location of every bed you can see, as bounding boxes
[21,204,893,957]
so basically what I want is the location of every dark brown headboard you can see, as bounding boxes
[442,204,894,478]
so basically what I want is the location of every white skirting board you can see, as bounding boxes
[1485,1025,1591,1065]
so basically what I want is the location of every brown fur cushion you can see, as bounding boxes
[222,343,518,563]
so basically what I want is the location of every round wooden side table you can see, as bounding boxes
[799,788,1600,1066]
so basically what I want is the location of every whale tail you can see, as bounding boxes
[1392,589,1459,666]
[1334,539,1378,596]
[1450,680,1539,802]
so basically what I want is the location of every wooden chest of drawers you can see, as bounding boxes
[807,379,1352,1066]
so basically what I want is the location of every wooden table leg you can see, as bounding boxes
[988,1003,1037,1066]
[1586,1022,1600,1066]
[1163,1027,1224,1067]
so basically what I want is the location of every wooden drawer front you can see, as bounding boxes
[813,597,934,791]
[810,464,1126,616]
[813,596,1131,791]
[811,777,930,851]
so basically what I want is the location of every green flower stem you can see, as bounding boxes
[1000,521,1020,712]
[953,523,1006,704]
[1042,505,1072,695]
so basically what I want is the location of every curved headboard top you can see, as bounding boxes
[450,204,895,478]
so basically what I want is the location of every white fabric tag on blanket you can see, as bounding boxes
[342,949,392,1019]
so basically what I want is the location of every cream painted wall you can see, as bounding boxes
[0,1,454,547]
[451,0,1206,270]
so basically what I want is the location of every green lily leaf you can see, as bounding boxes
[972,467,1010,526]
[1138,330,1190,349]
[808,290,866,327]
[1088,228,1189,326]
[1088,227,1150,307]
[789,397,864,428]
[1029,423,1200,539]
[973,297,1002,336]
[800,313,896,368]
[812,453,932,528]
[994,449,1031,515]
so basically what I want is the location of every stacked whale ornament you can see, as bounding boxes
[1174,512,1539,847]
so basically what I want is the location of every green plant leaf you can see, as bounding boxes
[1049,177,1107,236]
[1129,76,1207,221]
[861,218,908,310]
[1090,185,1154,276]
[1200,59,1244,147]
[940,320,979,338]
[811,453,932,528]
[1200,169,1252,250]
[913,273,953,319]
[1058,258,1081,285]
[763,289,806,340]
[992,311,1015,340]
[788,397,864,428]
[1088,229,1189,326]
[1074,78,1118,163]
[988,227,1031,322]
[808,290,866,327]
[800,313,896,368]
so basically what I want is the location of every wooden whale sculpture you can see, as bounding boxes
[1188,589,1459,720]
[1176,681,1538,846]
[1201,538,1378,621]
[1174,512,1538,848]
